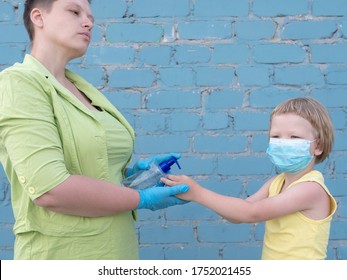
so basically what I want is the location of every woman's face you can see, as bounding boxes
[35,0,94,59]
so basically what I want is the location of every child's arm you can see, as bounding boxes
[162,174,330,223]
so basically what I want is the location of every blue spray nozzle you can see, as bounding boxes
[159,157,181,173]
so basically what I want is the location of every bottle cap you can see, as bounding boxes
[159,157,181,173]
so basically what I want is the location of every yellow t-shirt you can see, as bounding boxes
[262,170,337,260]
[0,54,138,259]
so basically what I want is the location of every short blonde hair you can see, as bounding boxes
[270,97,334,164]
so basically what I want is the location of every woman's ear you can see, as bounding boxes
[30,8,44,28]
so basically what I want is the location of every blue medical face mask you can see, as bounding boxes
[266,138,315,174]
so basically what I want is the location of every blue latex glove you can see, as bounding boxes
[137,184,189,211]
[126,153,181,178]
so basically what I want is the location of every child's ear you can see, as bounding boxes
[314,139,323,157]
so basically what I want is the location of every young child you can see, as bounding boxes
[162,97,337,260]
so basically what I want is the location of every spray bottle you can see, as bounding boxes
[122,157,181,190]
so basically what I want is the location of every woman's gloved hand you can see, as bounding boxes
[125,153,181,178]
[137,184,189,211]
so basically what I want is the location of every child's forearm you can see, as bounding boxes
[194,188,256,223]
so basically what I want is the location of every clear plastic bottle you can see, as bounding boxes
[122,157,181,190]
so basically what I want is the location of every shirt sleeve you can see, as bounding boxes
[0,70,70,200]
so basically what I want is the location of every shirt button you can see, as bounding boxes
[19,176,26,183]
[28,187,35,194]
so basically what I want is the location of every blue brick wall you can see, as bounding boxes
[0,0,346,260]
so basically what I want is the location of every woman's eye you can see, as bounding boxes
[70,10,79,15]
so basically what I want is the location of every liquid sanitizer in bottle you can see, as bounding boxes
[122,157,181,190]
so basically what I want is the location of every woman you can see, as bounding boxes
[0,0,188,259]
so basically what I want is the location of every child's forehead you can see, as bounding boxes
[270,113,317,133]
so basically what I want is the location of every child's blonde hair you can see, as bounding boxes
[270,97,334,164]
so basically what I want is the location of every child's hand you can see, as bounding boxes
[161,174,202,201]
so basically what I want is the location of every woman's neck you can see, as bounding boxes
[30,43,71,82]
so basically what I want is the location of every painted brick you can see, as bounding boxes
[0,2,13,21]
[326,67,347,85]
[330,110,346,130]
[274,66,324,86]
[213,44,250,64]
[233,111,270,131]
[91,0,127,19]
[90,24,103,42]
[165,245,220,260]
[336,197,347,219]
[330,221,347,239]
[166,203,219,221]
[312,0,347,16]
[237,66,272,86]
[204,89,243,109]
[203,112,229,130]
[338,245,347,260]
[135,113,166,132]
[194,0,248,17]
[312,88,347,107]
[169,112,201,132]
[252,223,265,243]
[253,0,308,17]
[194,135,248,153]
[108,68,154,88]
[104,91,142,110]
[198,222,252,243]
[139,246,164,260]
[325,176,347,197]
[130,0,190,18]
[0,223,15,246]
[139,224,195,243]
[138,46,172,66]
[135,135,189,154]
[251,133,269,153]
[178,21,232,40]
[249,88,303,108]
[175,156,216,175]
[333,132,347,151]
[282,21,338,40]
[311,43,347,63]
[342,19,347,37]
[334,156,347,174]
[223,244,262,260]
[159,67,194,87]
[107,23,163,43]
[217,157,273,176]
[174,45,211,64]
[147,90,200,109]
[0,24,27,43]
[68,65,104,88]
[254,44,306,63]
[86,46,135,65]
[204,177,244,197]
[236,20,276,40]
[0,45,24,65]
[196,66,234,86]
